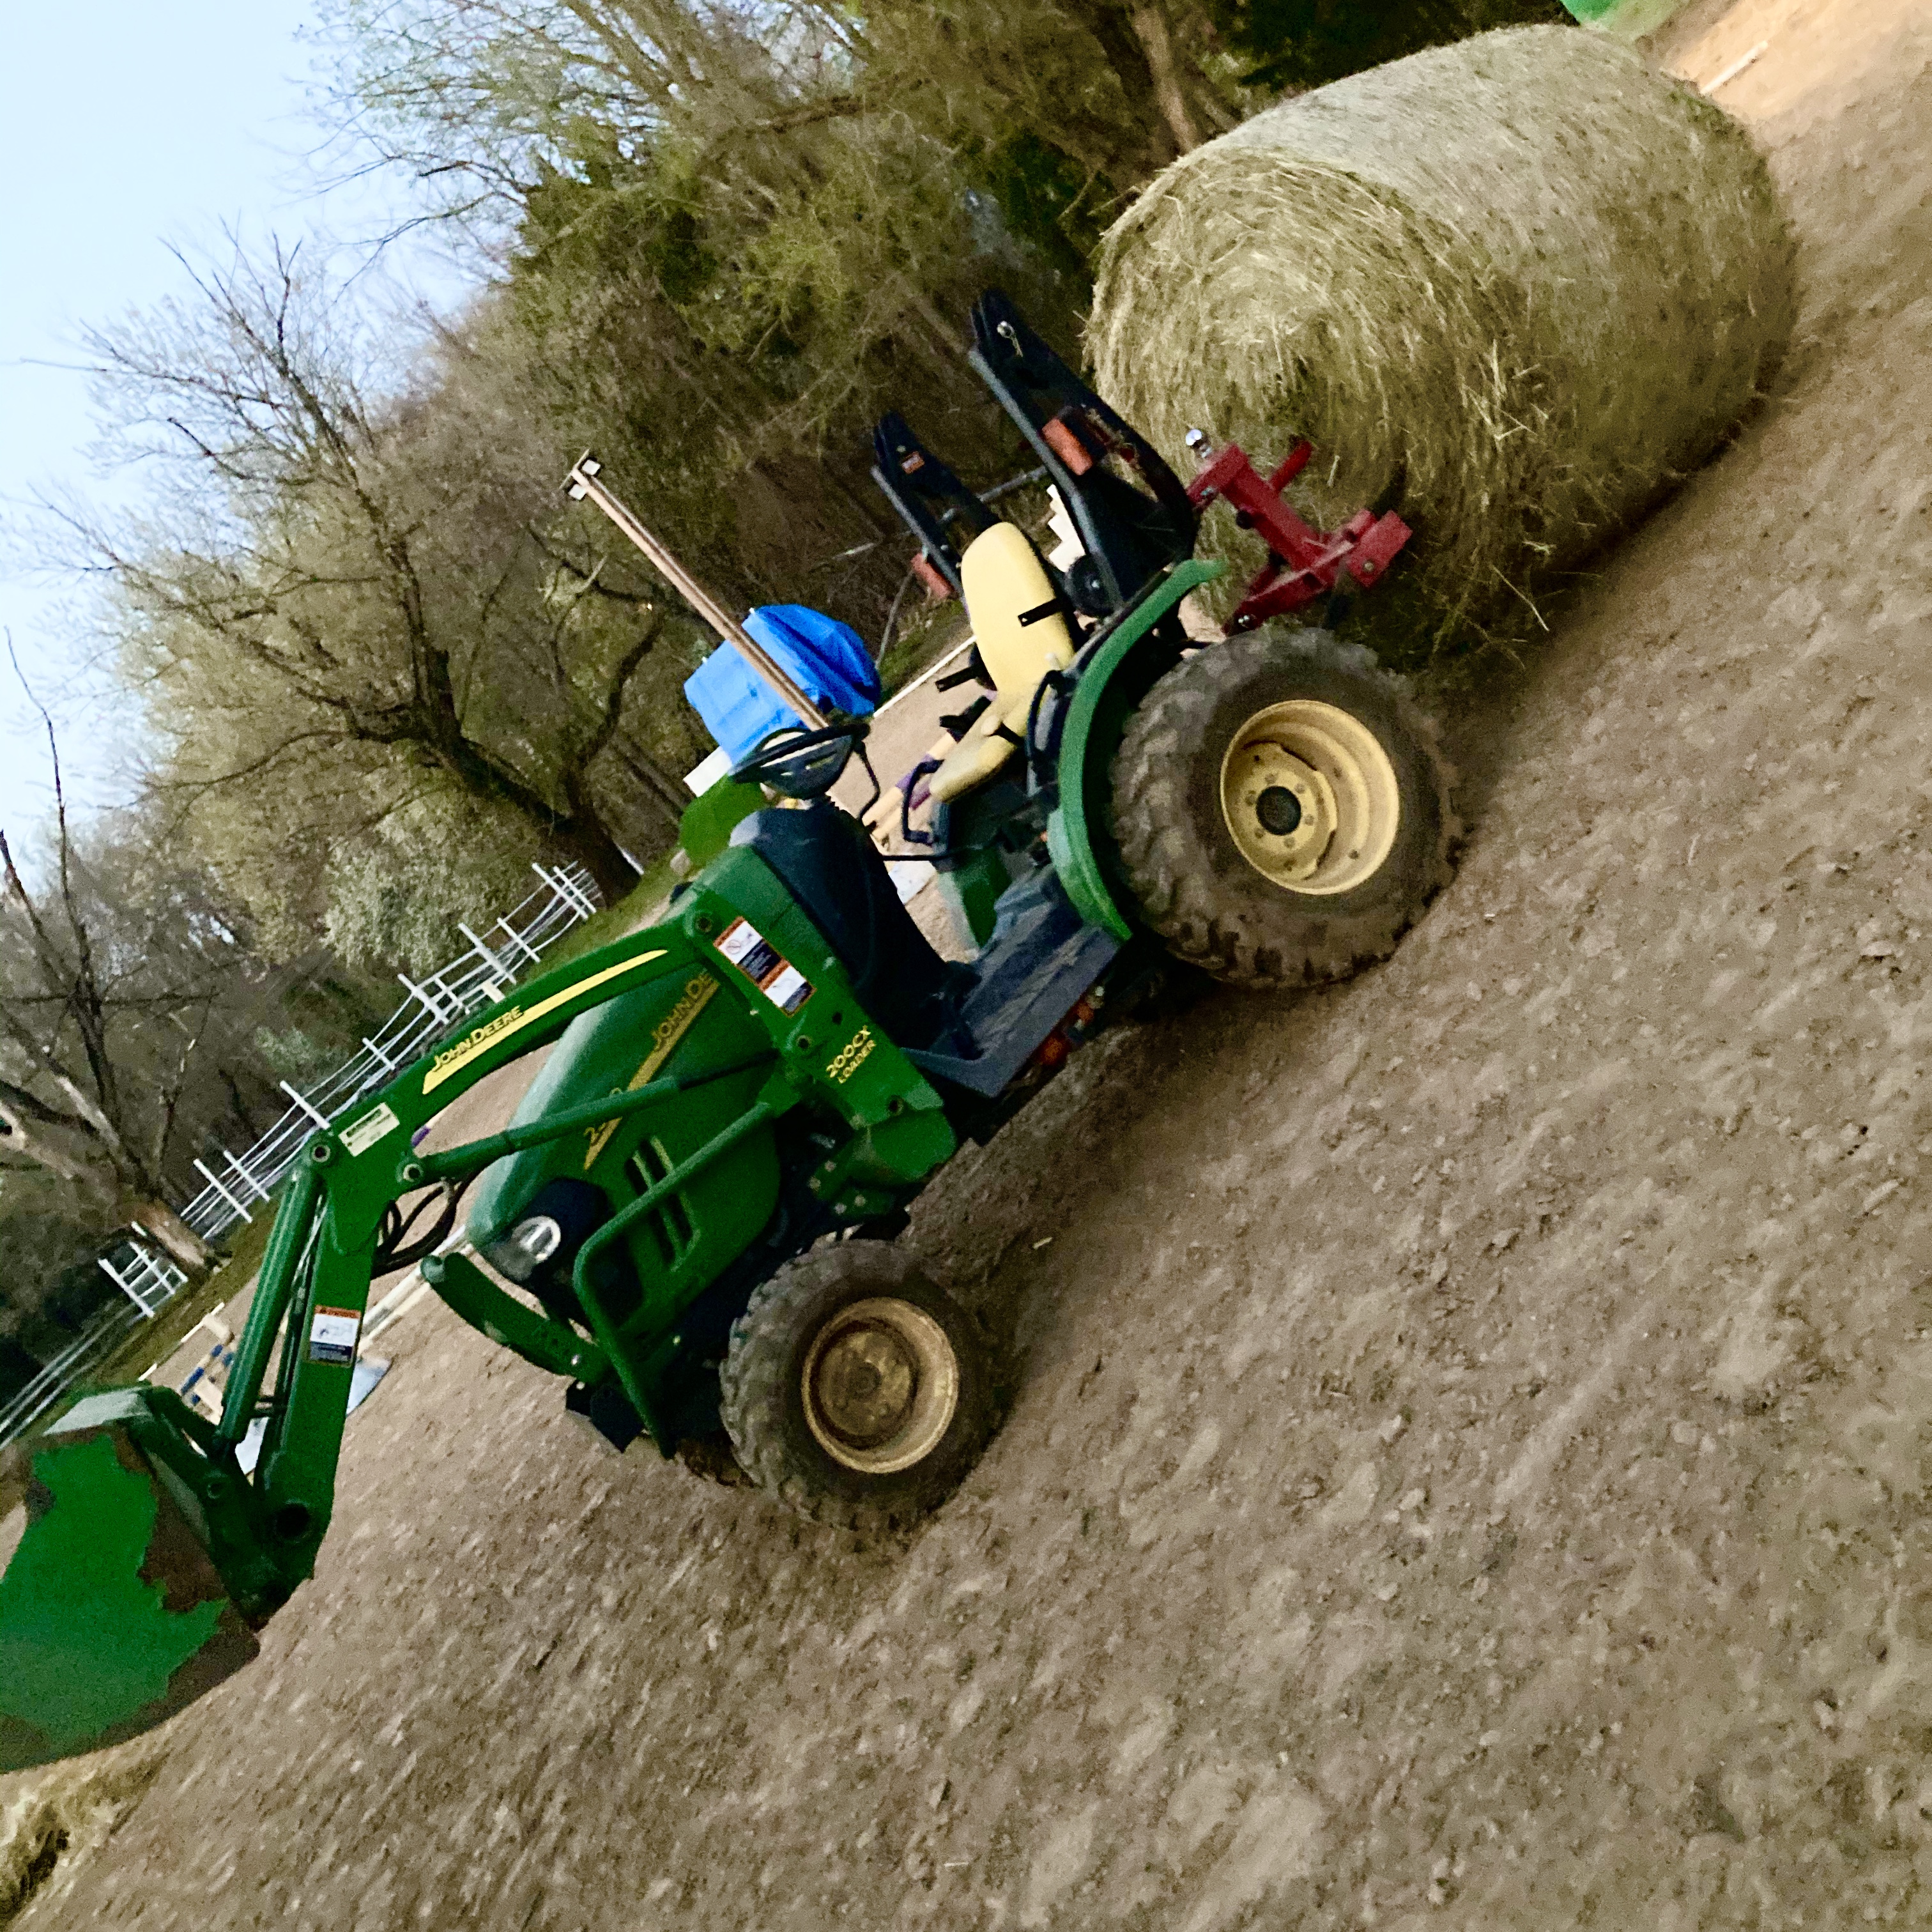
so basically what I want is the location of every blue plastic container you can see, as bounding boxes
[684,606,881,765]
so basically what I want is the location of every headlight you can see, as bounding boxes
[483,1214,564,1284]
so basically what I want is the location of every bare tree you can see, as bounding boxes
[309,0,1241,445]
[63,243,667,906]
[0,676,221,1276]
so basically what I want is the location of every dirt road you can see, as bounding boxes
[9,2,1932,1924]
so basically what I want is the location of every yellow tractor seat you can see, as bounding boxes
[928,689,1037,804]
[928,523,1075,806]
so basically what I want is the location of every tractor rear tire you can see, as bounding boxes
[1110,629,1457,988]
[719,1243,997,1533]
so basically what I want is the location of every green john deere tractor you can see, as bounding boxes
[0,291,1453,1772]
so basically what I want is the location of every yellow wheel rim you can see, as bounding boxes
[801,1297,960,1475]
[1218,699,1400,896]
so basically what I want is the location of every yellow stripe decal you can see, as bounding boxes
[583,974,719,1169]
[421,951,668,1094]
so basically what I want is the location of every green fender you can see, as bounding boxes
[1047,559,1226,939]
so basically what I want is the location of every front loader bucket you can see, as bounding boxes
[0,1391,258,1772]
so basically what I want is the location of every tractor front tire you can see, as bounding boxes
[1111,629,1457,989]
[720,1243,997,1533]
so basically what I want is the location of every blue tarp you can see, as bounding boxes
[684,605,881,765]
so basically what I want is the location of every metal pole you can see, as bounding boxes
[496,917,544,967]
[398,972,448,1024]
[459,922,510,983]
[98,1253,142,1310]
[532,862,597,921]
[564,454,828,731]
[498,924,542,966]
[128,1239,185,1303]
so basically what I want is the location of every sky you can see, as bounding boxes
[0,1,459,834]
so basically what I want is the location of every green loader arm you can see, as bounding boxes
[1,844,960,1774]
[0,927,700,1772]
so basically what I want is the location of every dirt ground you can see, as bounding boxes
[8,2,1932,1924]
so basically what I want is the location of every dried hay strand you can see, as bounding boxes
[1089,26,1793,666]
[0,1753,159,1926]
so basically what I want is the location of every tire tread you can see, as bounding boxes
[719,1244,996,1532]
[1111,631,1460,988]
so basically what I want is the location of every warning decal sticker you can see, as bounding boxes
[714,917,814,1015]
[308,1305,362,1366]
[340,1101,399,1158]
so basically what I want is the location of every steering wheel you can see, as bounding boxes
[730,720,869,801]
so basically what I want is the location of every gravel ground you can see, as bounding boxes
[6,3,1931,1924]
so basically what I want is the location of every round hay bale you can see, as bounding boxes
[1088,25,1793,666]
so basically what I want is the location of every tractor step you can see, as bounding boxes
[906,873,1120,1096]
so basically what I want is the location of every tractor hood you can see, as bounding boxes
[463,967,751,1251]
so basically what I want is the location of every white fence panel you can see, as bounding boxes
[1,862,602,1447]
[176,862,601,1245]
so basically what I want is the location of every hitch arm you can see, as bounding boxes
[1185,438,1411,632]
[422,1252,606,1381]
